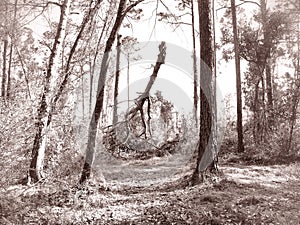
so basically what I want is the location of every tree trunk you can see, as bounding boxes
[7,43,13,100]
[125,42,166,138]
[287,27,300,152]
[231,0,244,153]
[113,34,122,126]
[208,0,218,172]
[260,0,274,128]
[253,76,260,144]
[6,0,18,100]
[191,0,214,185]
[79,0,145,184]
[15,47,31,99]
[265,59,274,125]
[127,53,130,109]
[29,0,71,183]
[53,0,102,108]
[28,0,102,183]
[260,69,267,142]
[1,39,8,99]
[287,79,299,152]
[81,66,85,120]
[191,0,198,128]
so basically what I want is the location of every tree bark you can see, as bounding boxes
[191,0,214,185]
[231,0,244,153]
[253,74,260,144]
[287,25,300,152]
[191,0,198,128]
[6,43,13,100]
[6,0,18,100]
[113,34,122,126]
[265,60,274,125]
[1,39,8,99]
[260,0,274,127]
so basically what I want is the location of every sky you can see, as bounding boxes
[26,0,289,120]
[26,0,238,105]
[118,0,237,115]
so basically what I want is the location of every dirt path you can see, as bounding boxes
[221,163,300,187]
[1,163,300,224]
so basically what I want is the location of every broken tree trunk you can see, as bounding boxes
[125,41,167,138]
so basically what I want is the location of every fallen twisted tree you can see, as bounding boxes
[103,42,171,159]
[126,41,167,139]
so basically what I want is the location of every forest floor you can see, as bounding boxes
[1,160,300,224]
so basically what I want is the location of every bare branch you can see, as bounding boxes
[125,42,166,138]
[122,0,145,17]
[217,0,261,11]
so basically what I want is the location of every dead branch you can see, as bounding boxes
[125,41,166,138]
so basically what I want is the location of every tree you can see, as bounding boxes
[1,39,8,99]
[285,0,300,152]
[6,0,18,100]
[112,34,122,127]
[28,0,103,183]
[230,0,244,153]
[79,0,144,184]
[191,0,215,184]
[1,1,9,100]
[125,42,166,139]
[29,0,72,183]
[191,0,198,128]
[260,0,275,127]
[229,4,288,144]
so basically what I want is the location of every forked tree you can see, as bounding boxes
[28,0,102,183]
